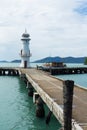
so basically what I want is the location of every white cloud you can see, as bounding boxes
[0,0,87,61]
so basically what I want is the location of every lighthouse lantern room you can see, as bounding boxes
[20,30,31,68]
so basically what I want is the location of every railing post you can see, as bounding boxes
[63,80,74,130]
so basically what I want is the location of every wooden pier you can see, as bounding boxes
[41,66,87,75]
[0,67,87,130]
[0,67,19,76]
[18,68,87,130]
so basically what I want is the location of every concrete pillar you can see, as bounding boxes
[36,97,45,118]
[63,80,74,130]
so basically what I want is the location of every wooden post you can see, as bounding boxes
[16,70,19,76]
[63,80,74,130]
[46,111,52,124]
[0,70,2,75]
[36,97,45,118]
[3,70,5,75]
[27,82,33,97]
[8,70,11,76]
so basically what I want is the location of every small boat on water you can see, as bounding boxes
[36,62,66,71]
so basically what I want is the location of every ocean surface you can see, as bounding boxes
[0,62,87,130]
[0,63,61,130]
[56,73,87,88]
[55,63,87,88]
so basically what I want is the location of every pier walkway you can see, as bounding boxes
[19,68,87,130]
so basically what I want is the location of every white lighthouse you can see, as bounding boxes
[20,30,31,68]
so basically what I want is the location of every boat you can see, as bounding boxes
[43,62,66,68]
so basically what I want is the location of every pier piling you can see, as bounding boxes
[63,80,74,130]
[36,97,45,118]
[27,82,33,97]
[46,111,52,124]
[28,86,33,97]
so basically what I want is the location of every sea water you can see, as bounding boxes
[55,63,87,88]
[55,73,87,88]
[0,62,87,130]
[0,74,61,130]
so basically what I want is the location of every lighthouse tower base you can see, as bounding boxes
[20,58,30,68]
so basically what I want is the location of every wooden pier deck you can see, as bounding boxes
[18,68,87,130]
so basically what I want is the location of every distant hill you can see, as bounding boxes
[11,60,21,63]
[33,57,62,63]
[0,57,85,63]
[62,57,85,63]
[0,60,8,63]
[33,56,85,63]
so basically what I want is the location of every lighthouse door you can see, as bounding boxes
[24,61,27,68]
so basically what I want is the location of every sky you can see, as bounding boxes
[0,0,87,61]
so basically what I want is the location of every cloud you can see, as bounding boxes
[0,0,87,61]
[74,0,87,15]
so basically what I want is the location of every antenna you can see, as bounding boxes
[25,28,27,33]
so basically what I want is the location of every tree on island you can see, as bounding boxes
[84,57,87,65]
